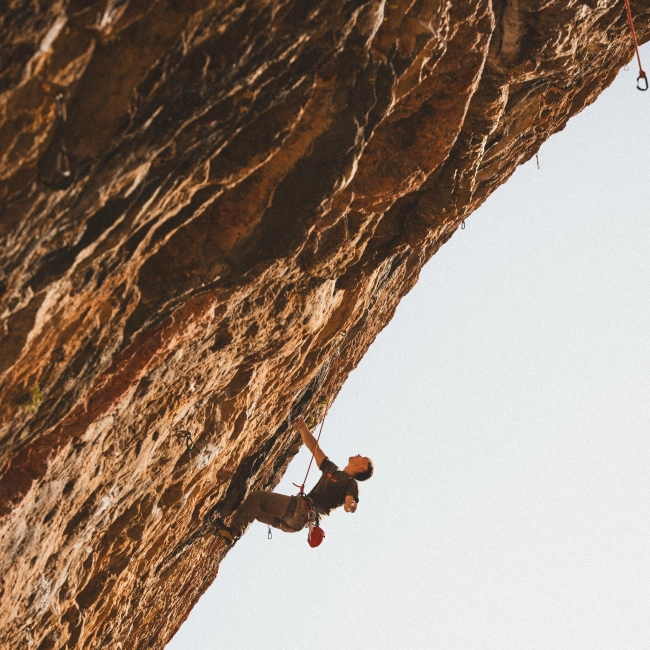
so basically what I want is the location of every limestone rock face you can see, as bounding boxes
[1,0,647,647]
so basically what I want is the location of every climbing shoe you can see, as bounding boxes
[213,519,237,546]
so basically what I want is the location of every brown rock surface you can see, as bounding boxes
[1,0,648,647]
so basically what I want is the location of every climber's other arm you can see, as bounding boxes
[344,495,357,513]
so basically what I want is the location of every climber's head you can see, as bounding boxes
[345,454,374,481]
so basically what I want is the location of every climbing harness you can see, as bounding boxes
[622,0,648,90]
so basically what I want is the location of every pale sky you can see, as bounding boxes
[167,45,650,650]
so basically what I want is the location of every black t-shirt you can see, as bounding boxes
[308,457,359,515]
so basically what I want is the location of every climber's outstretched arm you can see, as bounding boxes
[297,417,326,468]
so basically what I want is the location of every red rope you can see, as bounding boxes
[295,354,341,495]
[623,0,648,90]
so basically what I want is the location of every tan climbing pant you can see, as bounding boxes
[230,491,310,535]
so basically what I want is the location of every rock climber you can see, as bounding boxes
[215,416,373,545]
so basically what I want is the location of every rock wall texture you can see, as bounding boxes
[1,0,648,648]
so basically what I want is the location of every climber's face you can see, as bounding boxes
[347,454,370,474]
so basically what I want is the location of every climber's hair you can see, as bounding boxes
[355,459,374,482]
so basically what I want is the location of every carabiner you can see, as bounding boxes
[56,93,67,122]
[56,148,71,177]
[637,71,648,91]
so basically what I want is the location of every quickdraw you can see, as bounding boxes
[622,0,648,90]
[178,430,194,474]
[55,93,71,176]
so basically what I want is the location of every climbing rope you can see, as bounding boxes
[293,352,342,496]
[623,0,648,90]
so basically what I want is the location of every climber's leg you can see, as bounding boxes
[274,496,310,533]
[230,491,293,535]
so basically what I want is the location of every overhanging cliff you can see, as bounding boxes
[1,1,648,648]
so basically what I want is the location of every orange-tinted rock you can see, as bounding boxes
[1,0,648,647]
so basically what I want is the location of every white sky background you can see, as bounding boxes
[167,46,650,650]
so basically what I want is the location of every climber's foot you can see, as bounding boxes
[214,518,237,546]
